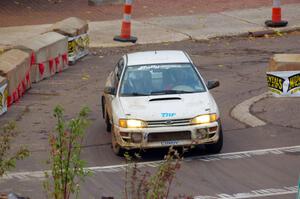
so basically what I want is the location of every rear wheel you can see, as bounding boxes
[111,127,125,156]
[205,126,223,154]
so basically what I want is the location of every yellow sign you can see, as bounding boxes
[267,71,300,97]
[68,33,89,62]
[288,73,300,92]
[267,74,284,93]
[0,83,8,115]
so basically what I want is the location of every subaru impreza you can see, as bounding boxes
[101,50,222,156]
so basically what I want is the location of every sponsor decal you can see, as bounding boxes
[0,84,8,115]
[288,73,300,92]
[266,74,284,93]
[291,87,300,95]
[267,71,300,97]
[68,33,89,62]
[137,64,186,71]
[161,113,176,118]
[68,39,76,55]
[137,65,160,70]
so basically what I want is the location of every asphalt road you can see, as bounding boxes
[1,32,300,198]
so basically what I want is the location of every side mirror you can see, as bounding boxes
[207,80,220,90]
[104,87,116,95]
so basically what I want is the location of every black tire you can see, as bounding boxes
[111,128,125,156]
[101,97,105,118]
[205,126,223,154]
[105,112,112,132]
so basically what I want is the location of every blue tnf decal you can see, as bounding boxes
[161,113,176,117]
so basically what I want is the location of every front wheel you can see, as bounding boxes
[205,126,223,154]
[111,127,125,156]
[105,112,112,132]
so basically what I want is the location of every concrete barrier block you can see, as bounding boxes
[0,49,30,105]
[0,49,30,93]
[31,54,69,82]
[31,62,51,83]
[50,17,89,64]
[42,32,68,59]
[268,54,300,71]
[8,50,31,91]
[51,17,89,37]
[0,76,8,115]
[55,54,69,73]
[16,39,47,64]
[0,45,12,56]
[16,32,68,64]
[16,32,68,82]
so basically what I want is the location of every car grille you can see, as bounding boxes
[147,131,191,142]
[146,118,191,128]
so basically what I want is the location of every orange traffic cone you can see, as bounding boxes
[114,0,137,43]
[265,0,288,27]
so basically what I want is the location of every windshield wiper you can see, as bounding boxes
[151,90,194,95]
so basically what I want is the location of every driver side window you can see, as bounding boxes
[113,58,124,89]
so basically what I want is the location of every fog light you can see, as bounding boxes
[208,126,218,132]
[196,129,208,139]
[120,132,129,137]
[131,133,142,143]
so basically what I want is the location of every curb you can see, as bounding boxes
[231,92,271,127]
[203,26,300,42]
[247,27,300,37]
[89,26,300,49]
[88,0,122,6]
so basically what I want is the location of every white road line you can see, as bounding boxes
[194,186,298,199]
[1,145,300,181]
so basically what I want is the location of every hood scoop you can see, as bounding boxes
[149,97,182,102]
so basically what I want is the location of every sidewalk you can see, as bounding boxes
[0,0,298,27]
[0,3,300,48]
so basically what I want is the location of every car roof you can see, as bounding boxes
[126,50,191,66]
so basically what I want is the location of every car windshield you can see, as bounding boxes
[119,63,206,96]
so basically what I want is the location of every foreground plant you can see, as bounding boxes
[0,121,29,177]
[124,148,186,199]
[44,105,91,199]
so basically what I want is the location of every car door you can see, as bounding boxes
[105,58,124,122]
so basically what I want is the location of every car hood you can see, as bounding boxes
[119,92,217,121]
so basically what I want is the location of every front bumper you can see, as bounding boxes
[113,121,220,150]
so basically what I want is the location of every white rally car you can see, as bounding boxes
[101,50,223,156]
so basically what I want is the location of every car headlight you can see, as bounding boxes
[119,119,147,128]
[190,114,218,125]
